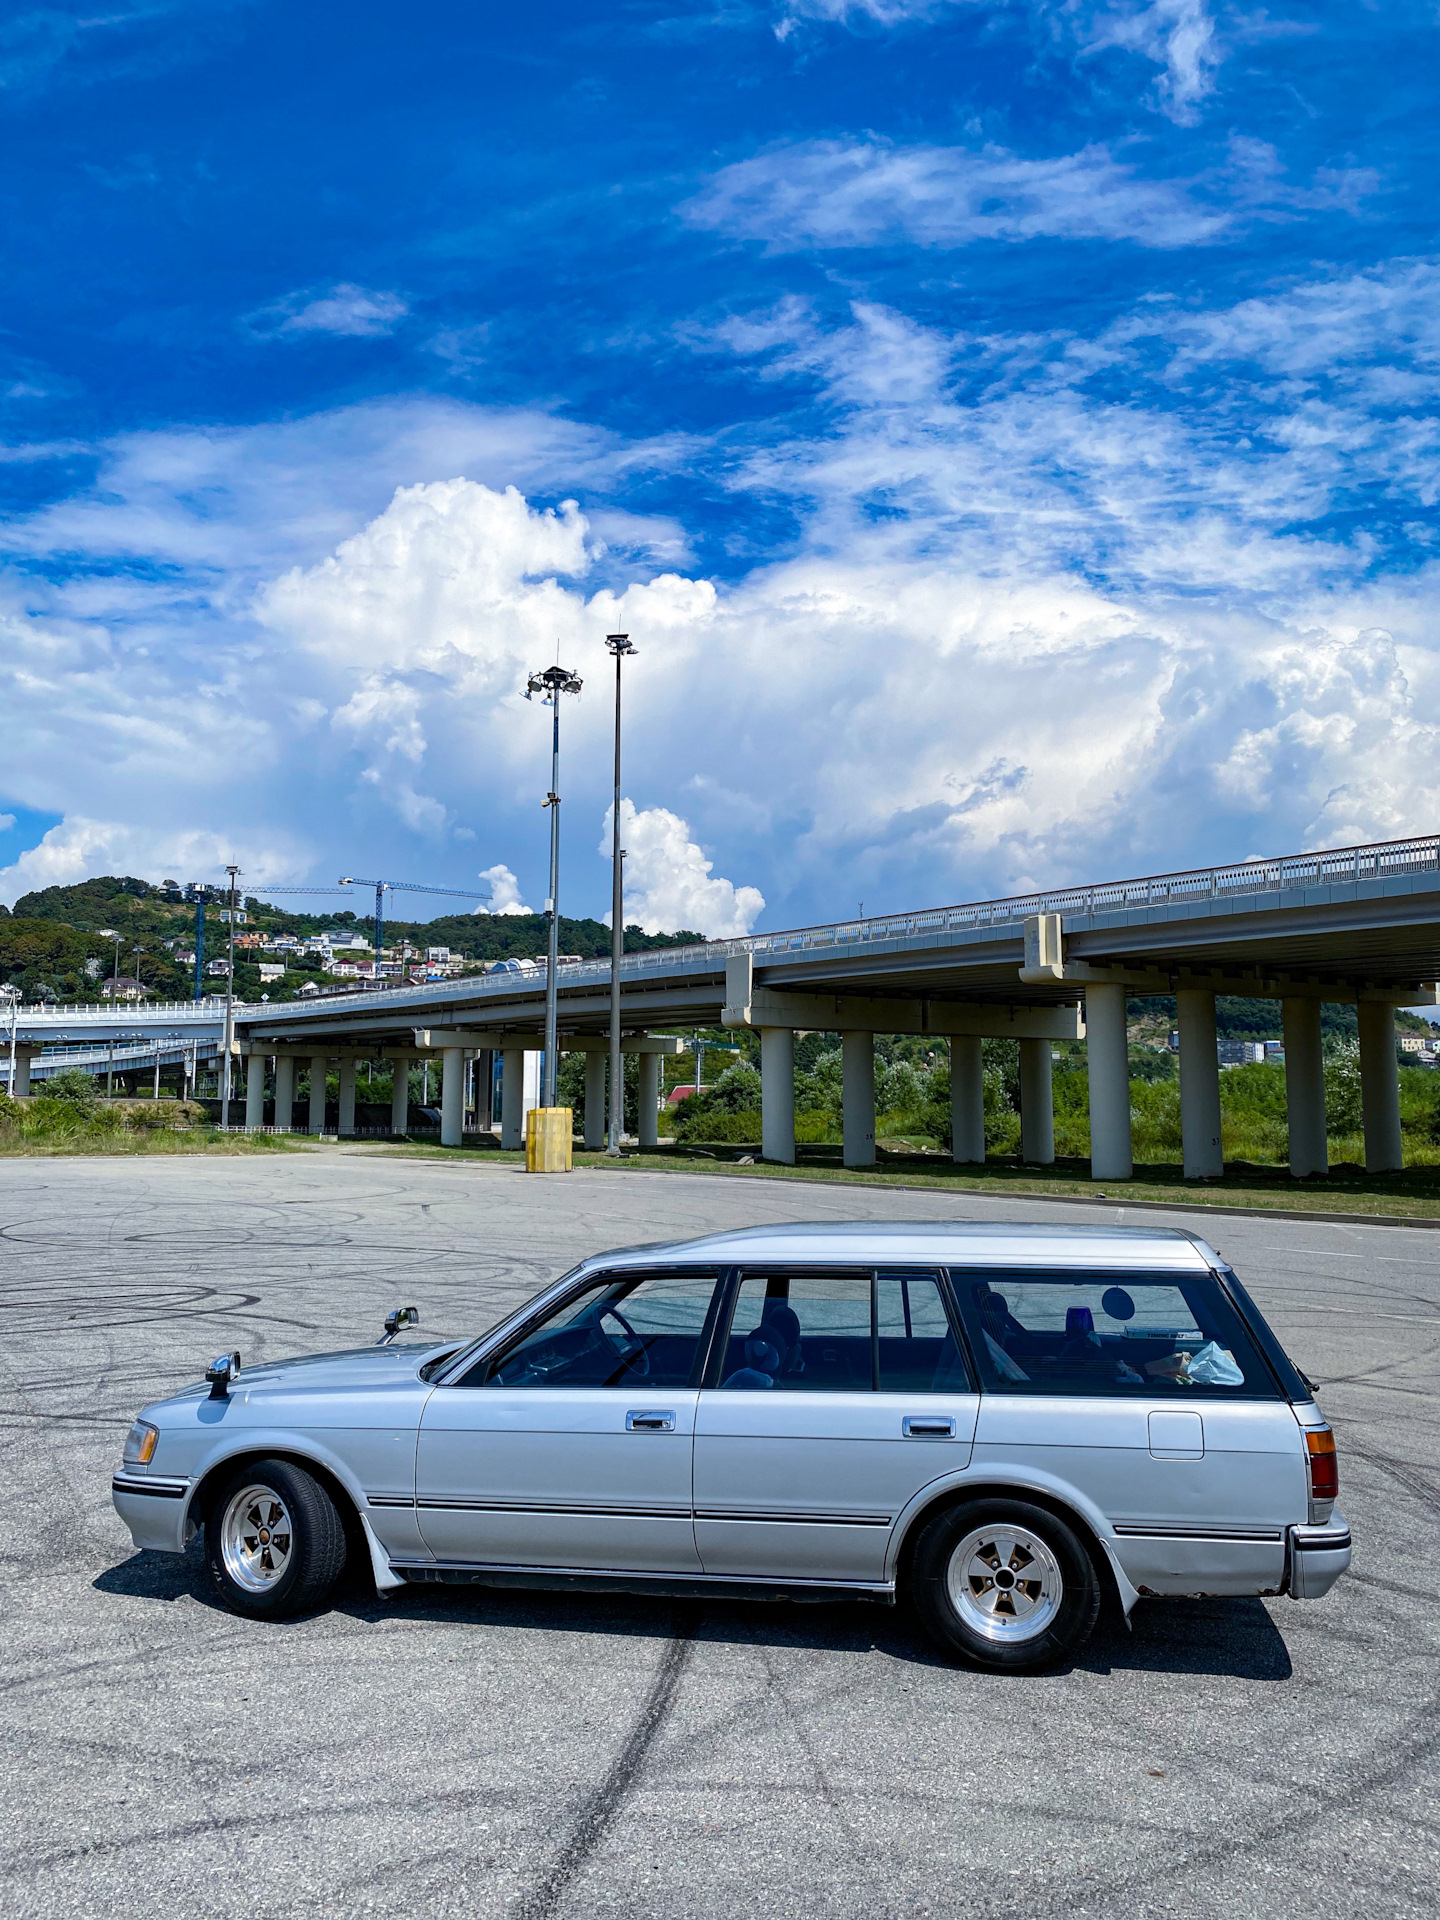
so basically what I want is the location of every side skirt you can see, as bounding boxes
[391,1562,897,1607]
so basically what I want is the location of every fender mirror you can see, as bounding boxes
[378,1306,420,1346]
[205,1351,241,1400]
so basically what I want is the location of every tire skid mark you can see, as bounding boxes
[514,1623,692,1920]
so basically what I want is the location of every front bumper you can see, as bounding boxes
[112,1472,193,1553]
[1288,1513,1351,1599]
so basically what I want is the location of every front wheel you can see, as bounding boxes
[909,1498,1100,1673]
[205,1458,347,1620]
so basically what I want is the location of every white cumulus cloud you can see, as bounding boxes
[478,863,531,915]
[603,801,765,939]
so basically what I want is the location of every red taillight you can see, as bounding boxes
[1306,1428,1339,1502]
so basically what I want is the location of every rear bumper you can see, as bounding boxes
[1288,1513,1351,1599]
[112,1473,192,1553]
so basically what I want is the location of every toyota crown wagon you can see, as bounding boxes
[113,1222,1350,1672]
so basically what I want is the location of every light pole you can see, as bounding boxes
[525,662,583,1105]
[220,864,239,1128]
[605,633,636,1153]
[192,887,208,1002]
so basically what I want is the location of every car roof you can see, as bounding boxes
[583,1221,1218,1273]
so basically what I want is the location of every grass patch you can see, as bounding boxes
[342,1135,1440,1221]
[0,1093,302,1157]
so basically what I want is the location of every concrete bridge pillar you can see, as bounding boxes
[1085,982,1132,1181]
[7,1045,35,1098]
[638,1052,659,1148]
[1019,1038,1055,1165]
[475,1049,494,1131]
[1282,998,1327,1177]
[950,1036,985,1164]
[244,1053,266,1131]
[501,1047,526,1150]
[760,1027,795,1165]
[1358,1001,1403,1173]
[1177,988,1223,1180]
[584,1052,607,1150]
[273,1055,295,1131]
[338,1056,357,1135]
[441,1047,464,1148]
[308,1054,327,1134]
[389,1054,410,1135]
[842,1031,876,1169]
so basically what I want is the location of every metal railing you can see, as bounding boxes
[5,999,228,1024]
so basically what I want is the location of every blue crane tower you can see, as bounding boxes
[337,877,496,978]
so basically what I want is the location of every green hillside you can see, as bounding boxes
[1,875,703,1003]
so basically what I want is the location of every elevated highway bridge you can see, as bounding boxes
[219,833,1440,1182]
[7,837,1437,1180]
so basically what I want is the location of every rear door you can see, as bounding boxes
[693,1267,978,1584]
[416,1268,723,1573]
[954,1268,1304,1595]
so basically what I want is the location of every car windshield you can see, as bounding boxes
[953,1269,1278,1398]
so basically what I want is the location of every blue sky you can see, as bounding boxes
[1,1,1436,933]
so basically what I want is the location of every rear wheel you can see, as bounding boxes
[205,1458,347,1620]
[910,1498,1100,1672]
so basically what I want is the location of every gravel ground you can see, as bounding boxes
[2,1152,1437,1920]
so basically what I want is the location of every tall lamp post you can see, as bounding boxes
[605,633,636,1153]
[220,864,239,1128]
[525,663,583,1105]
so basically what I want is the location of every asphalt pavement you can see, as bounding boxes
[2,1152,1437,1919]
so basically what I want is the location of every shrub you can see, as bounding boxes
[1323,1042,1362,1136]
[44,1067,101,1111]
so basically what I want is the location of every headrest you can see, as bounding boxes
[742,1335,781,1375]
[1066,1306,1095,1336]
[761,1302,801,1347]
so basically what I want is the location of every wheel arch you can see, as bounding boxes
[889,1475,1133,1616]
[188,1444,366,1566]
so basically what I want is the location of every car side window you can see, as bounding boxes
[718,1271,872,1390]
[469,1271,722,1390]
[952,1269,1278,1398]
[876,1271,971,1392]
[713,1268,971,1392]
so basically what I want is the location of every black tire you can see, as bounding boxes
[204,1458,348,1620]
[909,1498,1101,1673]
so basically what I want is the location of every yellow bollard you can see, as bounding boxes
[525,1106,574,1172]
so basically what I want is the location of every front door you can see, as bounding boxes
[416,1268,722,1573]
[694,1268,979,1585]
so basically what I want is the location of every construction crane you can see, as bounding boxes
[337,878,495,973]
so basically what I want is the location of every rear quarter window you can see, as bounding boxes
[950,1268,1281,1399]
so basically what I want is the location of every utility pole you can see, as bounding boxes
[525,661,583,1105]
[220,865,239,1128]
[606,633,636,1153]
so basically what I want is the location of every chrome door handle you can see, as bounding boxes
[626,1410,675,1432]
[902,1415,955,1438]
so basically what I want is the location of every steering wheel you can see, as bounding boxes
[599,1304,651,1378]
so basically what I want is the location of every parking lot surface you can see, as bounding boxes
[2,1153,1438,1919]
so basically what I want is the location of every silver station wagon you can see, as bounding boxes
[113,1223,1350,1672]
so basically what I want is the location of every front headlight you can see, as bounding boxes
[123,1421,159,1466]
